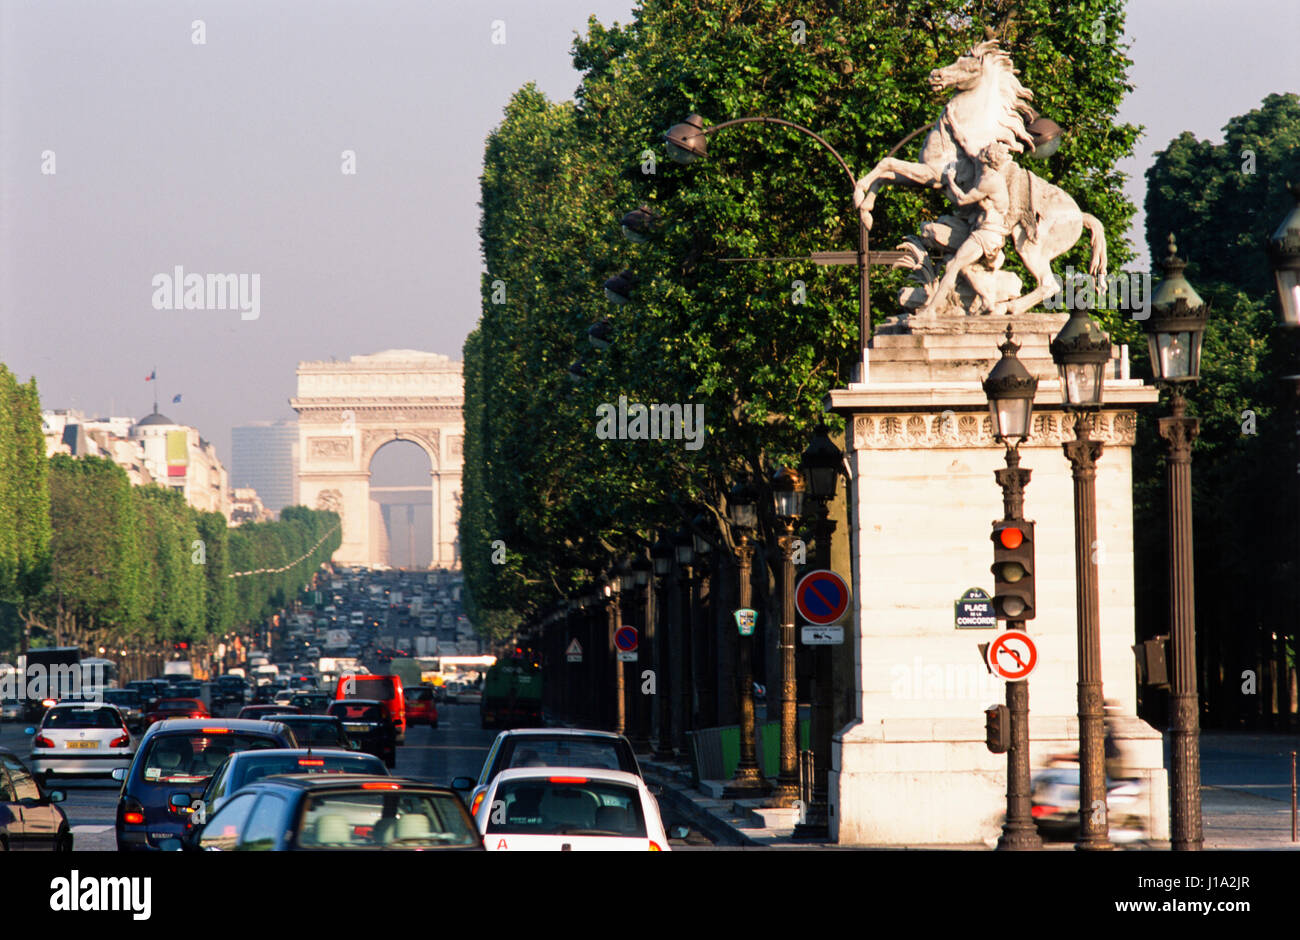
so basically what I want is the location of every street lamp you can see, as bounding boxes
[723,476,770,797]
[603,270,636,305]
[792,425,841,840]
[629,556,654,754]
[664,115,707,163]
[1050,305,1114,851]
[1268,185,1300,739]
[671,527,696,756]
[1144,233,1209,851]
[982,326,1043,851]
[771,466,805,806]
[1268,183,1300,327]
[621,206,659,243]
[652,533,675,759]
[587,320,614,349]
[604,566,625,735]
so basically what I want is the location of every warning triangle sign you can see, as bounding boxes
[565,638,583,657]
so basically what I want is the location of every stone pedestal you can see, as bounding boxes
[826,313,1169,845]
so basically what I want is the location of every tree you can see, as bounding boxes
[1141,92,1300,729]
[0,367,52,652]
[464,0,1141,635]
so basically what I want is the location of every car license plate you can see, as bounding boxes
[345,723,369,733]
[66,740,99,749]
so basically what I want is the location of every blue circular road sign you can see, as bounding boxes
[614,626,638,652]
[795,570,851,626]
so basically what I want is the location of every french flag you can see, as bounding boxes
[145,370,156,382]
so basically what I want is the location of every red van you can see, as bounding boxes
[335,675,406,743]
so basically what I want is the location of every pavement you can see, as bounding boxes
[640,730,1300,850]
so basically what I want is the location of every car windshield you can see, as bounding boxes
[231,753,384,789]
[485,779,647,837]
[141,733,281,784]
[296,789,478,849]
[280,721,345,745]
[328,703,384,723]
[44,706,123,729]
[504,739,628,774]
[157,699,200,710]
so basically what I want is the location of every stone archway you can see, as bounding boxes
[291,350,463,568]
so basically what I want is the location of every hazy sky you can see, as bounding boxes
[3,0,1296,469]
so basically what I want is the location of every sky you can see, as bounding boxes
[2,0,1297,472]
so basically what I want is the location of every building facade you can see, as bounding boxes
[231,419,299,515]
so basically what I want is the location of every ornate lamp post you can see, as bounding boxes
[983,326,1043,851]
[603,565,625,735]
[1051,305,1114,851]
[652,534,675,759]
[691,515,718,727]
[770,466,806,806]
[723,476,770,797]
[629,556,654,754]
[792,426,841,839]
[1269,186,1300,734]
[1144,234,1210,851]
[671,528,696,756]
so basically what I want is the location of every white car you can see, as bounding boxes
[473,767,670,851]
[28,702,134,782]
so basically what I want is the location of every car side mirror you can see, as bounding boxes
[451,776,474,791]
[48,790,66,804]
[168,793,192,810]
[23,726,35,736]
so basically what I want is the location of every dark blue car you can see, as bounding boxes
[114,718,297,851]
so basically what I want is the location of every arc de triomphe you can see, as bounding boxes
[291,350,463,568]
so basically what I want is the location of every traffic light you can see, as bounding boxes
[990,520,1035,621]
[985,704,1010,753]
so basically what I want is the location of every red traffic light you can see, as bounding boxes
[998,526,1024,549]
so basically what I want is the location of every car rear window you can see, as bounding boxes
[296,789,478,848]
[502,738,632,774]
[279,720,346,746]
[328,703,384,723]
[231,753,385,789]
[485,779,647,838]
[343,677,395,699]
[44,706,123,729]
[140,733,282,784]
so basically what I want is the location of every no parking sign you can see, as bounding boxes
[795,570,851,626]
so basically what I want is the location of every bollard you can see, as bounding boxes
[1292,751,1297,843]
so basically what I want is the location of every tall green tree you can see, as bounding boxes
[1140,92,1300,728]
[464,0,1141,630]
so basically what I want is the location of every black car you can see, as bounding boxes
[100,689,146,732]
[0,746,72,851]
[269,715,355,750]
[212,676,248,710]
[125,680,164,712]
[114,718,298,851]
[325,700,396,768]
[288,691,331,714]
[177,775,481,851]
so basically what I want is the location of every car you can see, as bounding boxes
[288,691,331,714]
[273,689,297,706]
[174,775,481,851]
[453,728,642,818]
[268,714,356,750]
[27,702,134,784]
[192,747,387,824]
[212,676,249,709]
[236,704,300,721]
[405,686,439,729]
[114,718,298,851]
[145,697,209,727]
[335,674,406,743]
[100,689,146,732]
[1,697,24,723]
[325,700,396,768]
[125,679,166,711]
[472,768,669,851]
[171,680,204,701]
[0,746,72,851]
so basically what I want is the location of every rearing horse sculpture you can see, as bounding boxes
[853,40,1106,316]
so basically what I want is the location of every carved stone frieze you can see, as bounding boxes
[851,410,1139,449]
